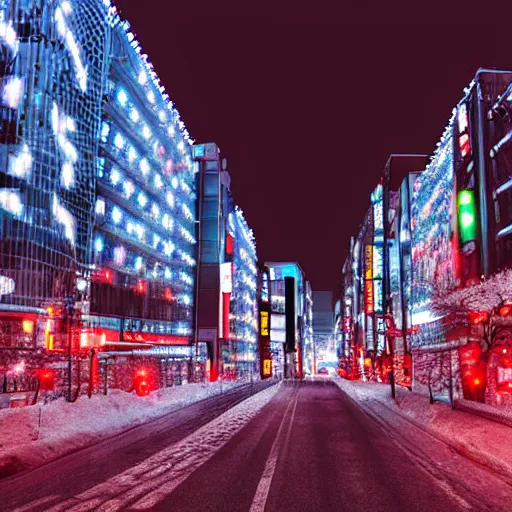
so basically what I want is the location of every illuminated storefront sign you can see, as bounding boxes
[372,184,384,233]
[260,311,269,336]
[220,262,232,293]
[365,280,374,314]
[374,279,383,314]
[373,245,383,280]
[261,271,269,302]
[366,315,374,345]
[365,245,373,280]
[263,359,271,376]
[457,103,471,158]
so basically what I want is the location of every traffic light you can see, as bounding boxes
[457,190,477,244]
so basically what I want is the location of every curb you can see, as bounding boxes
[455,399,512,429]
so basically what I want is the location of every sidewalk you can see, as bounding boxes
[334,377,512,480]
[0,378,250,479]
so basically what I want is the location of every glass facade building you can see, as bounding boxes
[0,1,195,356]
[226,206,258,375]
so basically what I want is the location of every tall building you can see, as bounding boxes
[89,10,197,365]
[265,262,309,379]
[341,155,428,382]
[0,1,198,397]
[341,70,512,408]
[193,143,258,380]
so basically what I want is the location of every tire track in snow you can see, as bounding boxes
[38,383,281,512]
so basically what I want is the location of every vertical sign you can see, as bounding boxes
[365,245,374,314]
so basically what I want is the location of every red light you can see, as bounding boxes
[474,378,481,386]
[226,234,234,256]
[164,288,173,301]
[459,133,470,157]
[92,268,114,285]
[500,306,512,317]
[136,280,146,294]
[469,311,489,325]
[37,369,55,391]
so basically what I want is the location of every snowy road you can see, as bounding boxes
[3,379,512,511]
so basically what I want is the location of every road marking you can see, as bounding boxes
[249,386,298,512]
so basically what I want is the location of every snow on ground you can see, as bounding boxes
[334,377,512,478]
[17,384,281,512]
[0,378,252,478]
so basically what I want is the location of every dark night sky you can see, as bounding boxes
[113,1,509,296]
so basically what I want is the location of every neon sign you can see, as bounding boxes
[365,280,374,314]
[365,245,373,280]
[260,311,269,336]
[261,271,269,302]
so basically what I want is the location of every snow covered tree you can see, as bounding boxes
[432,268,512,349]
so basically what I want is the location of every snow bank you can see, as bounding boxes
[334,377,512,478]
[0,379,250,478]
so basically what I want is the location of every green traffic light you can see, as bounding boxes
[457,190,477,244]
[461,211,474,228]
[458,190,472,207]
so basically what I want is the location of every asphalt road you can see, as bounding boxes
[3,378,512,511]
[155,379,471,512]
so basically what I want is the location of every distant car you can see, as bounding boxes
[317,367,328,375]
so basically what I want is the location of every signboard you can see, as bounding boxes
[260,311,269,336]
[0,275,15,295]
[365,280,374,314]
[365,245,373,280]
[263,359,271,376]
[373,245,383,280]
[220,263,232,294]
[271,314,285,330]
[261,271,269,302]
[374,279,383,314]
[366,315,374,345]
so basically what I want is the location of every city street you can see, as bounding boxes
[3,379,512,511]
